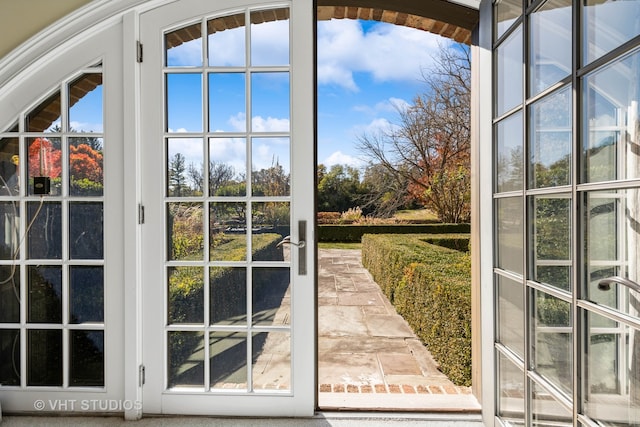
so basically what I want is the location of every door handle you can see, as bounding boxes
[298,220,307,275]
[598,276,640,293]
[276,235,306,248]
[275,221,307,275]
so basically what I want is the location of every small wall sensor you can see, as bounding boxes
[34,176,51,195]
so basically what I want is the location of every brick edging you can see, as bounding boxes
[319,384,472,395]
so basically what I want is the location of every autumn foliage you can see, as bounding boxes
[28,138,62,178]
[28,137,103,185]
[70,143,103,182]
[357,45,471,223]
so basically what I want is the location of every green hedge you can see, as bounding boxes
[362,234,471,386]
[318,223,470,242]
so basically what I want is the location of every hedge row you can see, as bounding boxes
[318,223,470,242]
[361,234,472,386]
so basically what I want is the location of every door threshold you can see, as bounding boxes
[318,390,481,413]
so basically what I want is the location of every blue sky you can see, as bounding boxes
[69,19,454,173]
[317,19,452,168]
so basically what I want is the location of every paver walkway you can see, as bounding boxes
[317,249,479,412]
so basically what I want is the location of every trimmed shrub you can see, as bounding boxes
[362,234,472,386]
[319,223,470,242]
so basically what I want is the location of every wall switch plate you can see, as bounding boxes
[34,176,51,195]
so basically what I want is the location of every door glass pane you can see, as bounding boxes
[28,266,62,324]
[496,112,523,193]
[27,202,62,259]
[496,197,524,275]
[583,0,640,65]
[253,267,290,326]
[210,267,247,325]
[28,329,62,386]
[584,310,640,425]
[69,266,104,323]
[26,138,62,196]
[210,203,247,261]
[166,73,203,133]
[584,188,640,319]
[251,73,290,132]
[209,137,247,196]
[531,380,573,425]
[252,331,290,391]
[0,329,20,385]
[497,274,525,359]
[168,266,204,324]
[70,330,104,386]
[0,266,19,323]
[497,352,525,424]
[166,23,202,67]
[532,290,572,396]
[69,137,104,196]
[162,6,295,398]
[209,73,246,132]
[0,136,20,196]
[4,67,107,393]
[26,91,61,132]
[69,202,103,259]
[167,138,204,197]
[250,8,289,66]
[494,0,521,40]
[529,0,571,96]
[208,13,245,67]
[251,138,290,197]
[496,25,523,117]
[529,87,571,189]
[252,202,290,261]
[167,202,203,261]
[0,203,19,260]
[210,331,247,389]
[530,194,571,292]
[68,73,103,133]
[582,49,640,183]
[168,330,204,388]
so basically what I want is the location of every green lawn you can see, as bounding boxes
[393,208,438,222]
[317,241,362,250]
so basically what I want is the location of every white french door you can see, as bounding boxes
[139,0,315,416]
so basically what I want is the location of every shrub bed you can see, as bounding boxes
[361,234,471,386]
[319,223,470,242]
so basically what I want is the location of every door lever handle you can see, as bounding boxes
[276,235,306,248]
[598,276,640,293]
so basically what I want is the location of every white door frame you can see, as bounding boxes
[136,0,316,416]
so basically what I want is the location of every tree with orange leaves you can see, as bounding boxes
[70,143,103,183]
[357,44,470,223]
[28,137,62,178]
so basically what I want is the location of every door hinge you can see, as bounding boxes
[139,364,146,386]
[136,41,143,63]
[138,204,145,224]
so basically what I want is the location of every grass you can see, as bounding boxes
[317,241,362,250]
[393,208,438,222]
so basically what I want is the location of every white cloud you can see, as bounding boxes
[251,138,290,173]
[323,150,364,168]
[317,19,448,91]
[351,117,395,137]
[250,19,289,65]
[209,137,247,177]
[166,38,202,67]
[353,97,410,115]
[208,27,245,66]
[251,116,290,132]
